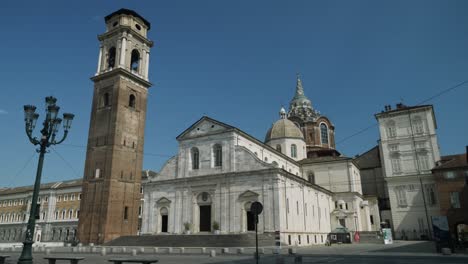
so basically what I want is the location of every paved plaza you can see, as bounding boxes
[1,241,467,264]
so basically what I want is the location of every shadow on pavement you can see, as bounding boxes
[372,241,436,254]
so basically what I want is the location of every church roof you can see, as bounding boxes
[176,116,301,165]
[264,118,304,143]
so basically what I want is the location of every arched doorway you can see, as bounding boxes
[160,207,168,233]
[197,192,212,232]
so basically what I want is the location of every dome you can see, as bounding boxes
[265,118,304,143]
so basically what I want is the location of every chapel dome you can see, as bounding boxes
[265,118,304,143]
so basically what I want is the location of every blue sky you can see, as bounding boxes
[0,0,467,187]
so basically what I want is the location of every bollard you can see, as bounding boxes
[168,247,173,254]
[201,248,206,254]
[153,247,158,253]
[139,247,145,254]
[131,249,137,256]
[294,255,303,263]
[180,247,185,254]
[259,248,265,254]
[237,248,244,254]
[45,249,51,256]
[91,247,97,253]
[122,247,127,253]
[288,248,297,255]
[210,249,216,257]
[101,248,107,256]
[222,248,229,254]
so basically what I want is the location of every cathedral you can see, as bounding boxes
[140,76,380,245]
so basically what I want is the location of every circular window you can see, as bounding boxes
[135,24,141,30]
[113,21,118,27]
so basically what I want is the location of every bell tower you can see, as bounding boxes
[78,9,153,244]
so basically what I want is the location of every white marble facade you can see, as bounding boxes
[141,116,379,245]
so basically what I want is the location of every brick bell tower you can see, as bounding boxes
[78,9,153,244]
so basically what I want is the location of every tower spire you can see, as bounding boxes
[295,73,305,97]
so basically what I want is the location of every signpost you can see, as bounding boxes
[250,201,263,264]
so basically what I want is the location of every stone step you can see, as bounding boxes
[106,233,277,247]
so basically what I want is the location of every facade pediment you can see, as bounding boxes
[156,197,171,206]
[176,116,234,141]
[238,190,259,200]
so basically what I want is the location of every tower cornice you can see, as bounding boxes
[91,67,152,88]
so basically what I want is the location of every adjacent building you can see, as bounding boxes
[0,180,81,245]
[375,103,441,240]
[432,151,468,242]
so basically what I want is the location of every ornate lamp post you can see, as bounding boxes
[18,96,74,264]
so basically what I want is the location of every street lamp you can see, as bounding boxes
[18,96,74,264]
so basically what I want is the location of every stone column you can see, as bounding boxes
[119,37,127,67]
[96,46,103,74]
[145,51,150,79]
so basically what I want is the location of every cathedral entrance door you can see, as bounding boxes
[247,211,255,231]
[161,215,168,232]
[199,205,211,232]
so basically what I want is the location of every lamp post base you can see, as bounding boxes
[17,241,33,264]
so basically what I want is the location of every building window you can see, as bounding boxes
[418,155,429,170]
[64,195,68,201]
[413,119,424,134]
[395,186,407,207]
[68,210,73,219]
[450,192,461,208]
[191,147,200,170]
[276,144,282,153]
[61,210,66,219]
[129,94,136,108]
[426,184,437,206]
[44,197,48,203]
[76,210,79,218]
[386,124,396,138]
[57,195,62,202]
[124,206,129,220]
[71,194,75,201]
[389,144,399,152]
[286,198,289,214]
[320,123,329,144]
[78,194,82,200]
[391,158,402,173]
[54,211,58,220]
[101,92,110,107]
[308,172,315,184]
[107,47,116,69]
[291,144,297,158]
[130,49,140,72]
[444,171,456,179]
[138,206,142,216]
[213,144,222,167]
[370,215,374,225]
[94,168,101,179]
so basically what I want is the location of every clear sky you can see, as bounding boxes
[0,0,467,187]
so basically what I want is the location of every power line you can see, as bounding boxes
[335,79,468,146]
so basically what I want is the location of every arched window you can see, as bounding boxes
[276,144,282,153]
[320,123,329,144]
[130,49,140,72]
[213,144,222,167]
[191,147,200,170]
[291,144,297,158]
[107,47,116,69]
[129,94,136,108]
[68,209,73,219]
[61,210,66,219]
